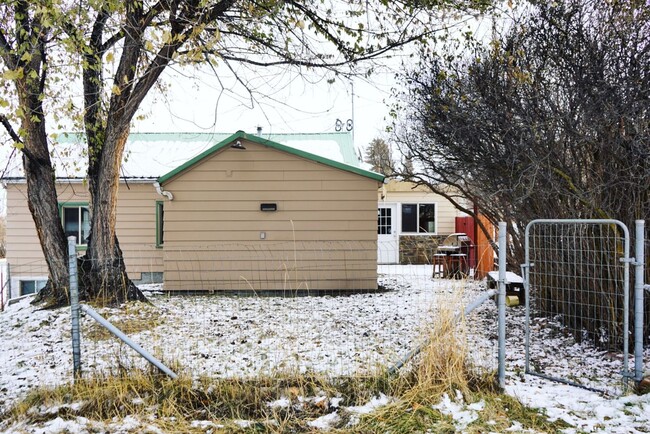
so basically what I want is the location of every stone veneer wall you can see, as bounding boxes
[399,235,448,264]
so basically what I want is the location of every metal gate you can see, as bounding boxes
[522,219,635,394]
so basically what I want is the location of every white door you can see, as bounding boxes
[377,204,399,264]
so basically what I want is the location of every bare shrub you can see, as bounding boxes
[394,0,650,344]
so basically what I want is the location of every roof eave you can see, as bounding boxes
[2,177,158,184]
[157,131,385,184]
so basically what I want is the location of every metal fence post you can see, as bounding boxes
[68,236,81,380]
[498,222,506,388]
[0,261,6,311]
[6,262,11,302]
[634,220,645,383]
[80,304,178,380]
[0,263,4,312]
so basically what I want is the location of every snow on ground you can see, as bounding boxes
[432,391,485,431]
[1,264,649,433]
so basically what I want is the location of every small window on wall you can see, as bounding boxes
[60,203,90,246]
[401,203,436,234]
[20,280,46,296]
[156,201,164,247]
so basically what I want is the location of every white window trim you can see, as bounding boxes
[60,203,90,248]
[399,202,438,235]
[10,276,48,299]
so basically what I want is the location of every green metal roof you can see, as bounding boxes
[158,131,384,184]
[258,132,358,166]
[55,131,359,166]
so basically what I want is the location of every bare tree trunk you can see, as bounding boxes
[82,127,144,303]
[0,2,69,305]
[76,4,145,304]
[19,103,69,304]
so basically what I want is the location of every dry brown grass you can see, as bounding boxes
[347,294,566,434]
[406,308,484,401]
[5,368,392,433]
[83,301,163,341]
[3,282,568,433]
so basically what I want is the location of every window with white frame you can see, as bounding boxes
[401,203,436,234]
[60,203,90,246]
[20,279,47,296]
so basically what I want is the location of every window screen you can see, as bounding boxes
[419,204,436,233]
[20,280,46,296]
[401,203,436,233]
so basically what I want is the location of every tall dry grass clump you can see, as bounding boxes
[408,309,479,401]
[350,285,564,434]
[390,289,495,406]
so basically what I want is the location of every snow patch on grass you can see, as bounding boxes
[1,265,649,433]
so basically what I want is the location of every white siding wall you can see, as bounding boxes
[379,181,466,235]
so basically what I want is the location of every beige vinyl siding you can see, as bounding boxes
[5,182,163,282]
[5,185,48,278]
[161,141,379,291]
[111,183,164,278]
[379,180,465,235]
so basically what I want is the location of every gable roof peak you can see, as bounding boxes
[158,131,384,184]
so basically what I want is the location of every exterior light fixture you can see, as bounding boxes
[231,140,246,150]
[260,203,277,211]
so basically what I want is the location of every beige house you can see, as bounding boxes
[5,181,163,295]
[157,133,382,292]
[377,179,469,264]
[2,131,383,297]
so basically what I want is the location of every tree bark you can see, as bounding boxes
[83,126,145,303]
[2,4,71,304]
[22,124,70,305]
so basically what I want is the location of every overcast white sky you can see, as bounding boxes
[134,62,400,155]
[132,11,495,155]
[0,9,496,183]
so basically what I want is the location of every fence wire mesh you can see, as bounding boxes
[73,247,498,381]
[524,220,631,394]
[1,239,501,406]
